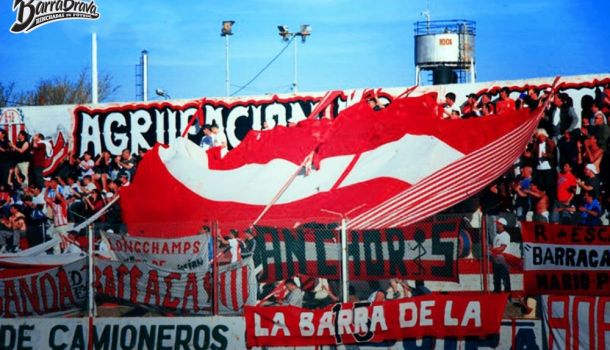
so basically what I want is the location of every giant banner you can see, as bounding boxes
[103,231,209,271]
[0,258,87,318]
[244,293,508,348]
[253,220,459,282]
[94,260,212,314]
[522,222,610,295]
[542,295,610,350]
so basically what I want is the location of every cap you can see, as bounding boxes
[106,229,115,234]
[586,163,598,175]
[43,177,51,181]
[496,218,508,226]
[466,93,477,99]
[537,128,549,137]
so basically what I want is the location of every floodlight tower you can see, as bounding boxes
[221,20,235,96]
[278,24,311,94]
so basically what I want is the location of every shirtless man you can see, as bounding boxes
[526,183,549,223]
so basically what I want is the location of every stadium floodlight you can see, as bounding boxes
[299,24,311,42]
[277,25,291,41]
[221,20,235,36]
[221,20,236,96]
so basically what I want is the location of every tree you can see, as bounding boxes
[0,69,120,107]
[0,82,18,107]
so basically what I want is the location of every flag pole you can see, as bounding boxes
[321,204,365,303]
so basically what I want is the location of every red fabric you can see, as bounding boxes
[244,293,508,347]
[121,92,537,237]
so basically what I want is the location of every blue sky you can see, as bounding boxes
[1,0,609,103]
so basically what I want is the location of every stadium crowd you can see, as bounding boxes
[1,83,610,259]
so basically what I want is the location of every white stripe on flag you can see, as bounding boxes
[350,113,541,229]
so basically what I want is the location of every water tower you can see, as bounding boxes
[414,19,476,85]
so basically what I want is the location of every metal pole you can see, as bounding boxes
[91,33,98,104]
[88,224,96,316]
[340,217,348,303]
[142,50,148,102]
[225,34,230,96]
[293,37,298,94]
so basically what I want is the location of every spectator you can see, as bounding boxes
[30,133,47,189]
[283,278,304,307]
[461,93,478,118]
[591,112,610,152]
[557,130,579,169]
[21,195,46,247]
[0,129,10,187]
[410,280,432,296]
[583,136,603,173]
[600,84,610,116]
[552,163,577,223]
[309,278,339,307]
[217,229,243,263]
[199,125,214,150]
[45,193,70,252]
[118,149,137,180]
[211,124,227,148]
[476,93,495,116]
[442,92,458,119]
[514,166,533,221]
[491,218,511,294]
[495,87,516,114]
[79,152,95,178]
[240,229,256,258]
[367,95,385,111]
[528,183,550,223]
[63,230,84,254]
[532,129,557,207]
[0,205,26,253]
[385,278,410,300]
[555,93,579,134]
[10,131,30,188]
[94,151,112,191]
[348,285,359,303]
[367,290,386,303]
[591,103,607,125]
[579,190,602,226]
[577,163,600,198]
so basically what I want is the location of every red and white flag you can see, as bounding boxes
[218,257,257,312]
[120,92,543,237]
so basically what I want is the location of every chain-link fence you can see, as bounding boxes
[25,211,530,318]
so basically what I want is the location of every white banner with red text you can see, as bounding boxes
[522,222,610,296]
[244,293,508,347]
[94,257,256,314]
[0,258,87,318]
[542,295,610,350]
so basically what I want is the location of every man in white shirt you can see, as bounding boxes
[491,218,511,293]
[217,229,242,263]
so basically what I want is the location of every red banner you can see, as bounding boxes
[244,293,507,347]
[521,222,610,296]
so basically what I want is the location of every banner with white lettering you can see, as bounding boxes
[521,222,610,295]
[253,220,459,283]
[0,258,87,318]
[103,231,209,271]
[541,295,610,350]
[244,293,507,347]
[0,317,546,350]
[94,260,212,314]
[0,317,243,350]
